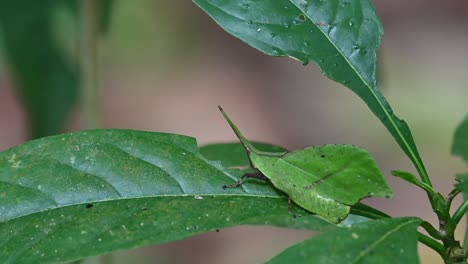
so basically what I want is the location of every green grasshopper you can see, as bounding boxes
[219,106,392,223]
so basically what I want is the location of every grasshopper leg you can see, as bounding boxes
[288,197,297,218]
[222,170,268,189]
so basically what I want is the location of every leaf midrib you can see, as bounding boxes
[1,194,285,224]
[350,218,420,263]
[287,0,427,183]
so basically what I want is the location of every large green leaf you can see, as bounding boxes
[0,1,114,139]
[0,1,78,139]
[0,130,335,263]
[267,217,422,264]
[452,115,468,164]
[193,0,429,184]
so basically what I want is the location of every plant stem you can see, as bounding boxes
[447,199,468,237]
[418,232,446,260]
[421,221,442,240]
[81,0,101,129]
[446,189,461,209]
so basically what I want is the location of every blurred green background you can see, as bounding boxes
[0,1,467,263]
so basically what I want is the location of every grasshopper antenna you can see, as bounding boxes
[218,106,258,155]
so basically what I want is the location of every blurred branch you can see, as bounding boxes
[81,0,101,129]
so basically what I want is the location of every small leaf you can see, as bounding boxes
[193,0,429,185]
[0,130,335,263]
[452,115,468,164]
[391,170,435,196]
[267,217,422,264]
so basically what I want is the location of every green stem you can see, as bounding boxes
[418,232,446,260]
[81,0,101,129]
[446,189,461,209]
[350,203,390,219]
[446,199,468,237]
[420,221,442,240]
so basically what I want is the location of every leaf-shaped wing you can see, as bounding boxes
[250,144,392,222]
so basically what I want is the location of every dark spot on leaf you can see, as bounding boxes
[85,203,94,209]
[216,229,220,232]
[298,14,306,21]
[320,154,326,158]
[142,207,148,211]
[385,193,391,199]
[293,184,296,187]
[222,185,228,190]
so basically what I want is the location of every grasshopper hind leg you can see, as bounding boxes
[222,170,268,189]
[288,197,297,218]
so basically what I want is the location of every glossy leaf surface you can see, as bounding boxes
[452,115,468,164]
[0,130,335,263]
[193,0,429,184]
[267,217,422,264]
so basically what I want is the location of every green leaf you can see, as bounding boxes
[0,1,78,138]
[0,1,114,139]
[455,174,468,193]
[0,130,335,263]
[452,115,468,164]
[267,217,422,264]
[193,0,429,185]
[391,170,436,196]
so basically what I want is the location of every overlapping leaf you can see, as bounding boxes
[267,217,422,264]
[0,130,335,263]
[193,0,429,184]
